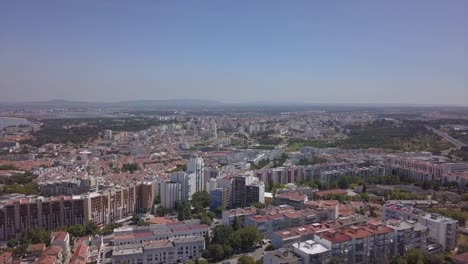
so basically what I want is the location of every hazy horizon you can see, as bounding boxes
[1,1,467,105]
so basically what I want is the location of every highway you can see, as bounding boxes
[426,126,468,149]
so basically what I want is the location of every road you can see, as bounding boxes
[426,126,468,149]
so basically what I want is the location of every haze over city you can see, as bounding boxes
[1,0,467,105]
[3,2,468,264]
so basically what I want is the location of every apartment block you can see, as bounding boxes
[0,183,154,241]
[112,236,205,264]
[292,240,331,264]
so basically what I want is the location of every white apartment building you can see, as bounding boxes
[112,236,205,264]
[170,172,196,201]
[113,222,209,247]
[187,156,205,192]
[292,240,331,264]
[160,182,181,209]
[419,213,458,251]
[160,171,197,209]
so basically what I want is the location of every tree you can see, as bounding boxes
[265,244,274,251]
[232,216,240,231]
[214,206,224,216]
[192,191,210,212]
[197,212,213,225]
[212,226,233,245]
[238,255,255,264]
[122,163,138,173]
[196,259,209,264]
[330,257,345,264]
[338,177,350,189]
[362,184,367,193]
[10,228,52,258]
[203,244,225,262]
[229,226,263,251]
[67,225,86,237]
[176,201,192,220]
[252,202,266,209]
[463,193,468,201]
[369,207,378,218]
[85,222,99,236]
[131,213,141,224]
[153,196,160,204]
[156,206,172,216]
[360,192,369,202]
[101,223,123,235]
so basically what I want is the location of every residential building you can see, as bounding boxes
[187,156,205,192]
[419,213,458,251]
[313,230,352,263]
[222,207,258,227]
[160,182,181,209]
[112,221,209,246]
[231,175,264,208]
[0,183,155,241]
[50,231,71,257]
[112,236,205,264]
[209,188,230,211]
[292,240,331,264]
[263,248,303,264]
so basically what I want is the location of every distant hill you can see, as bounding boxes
[0,99,224,108]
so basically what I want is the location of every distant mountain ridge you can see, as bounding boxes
[0,99,224,108]
[1,99,467,109]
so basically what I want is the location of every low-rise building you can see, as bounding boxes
[292,240,331,264]
[51,231,71,257]
[112,236,205,264]
[419,213,458,251]
[263,248,303,264]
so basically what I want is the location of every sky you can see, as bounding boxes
[1,1,467,105]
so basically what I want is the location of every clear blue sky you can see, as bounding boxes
[1,0,467,105]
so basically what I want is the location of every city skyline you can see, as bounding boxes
[1,1,467,105]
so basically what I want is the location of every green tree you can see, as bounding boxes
[232,216,240,231]
[238,255,255,264]
[360,192,369,202]
[155,206,172,216]
[265,244,274,251]
[212,226,233,245]
[131,213,141,224]
[192,191,210,211]
[176,201,192,220]
[229,226,263,251]
[203,244,225,262]
[122,163,138,173]
[252,202,266,209]
[196,259,209,264]
[214,206,224,216]
[197,212,213,225]
[85,222,99,236]
[463,193,468,201]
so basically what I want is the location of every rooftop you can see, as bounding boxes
[293,240,330,255]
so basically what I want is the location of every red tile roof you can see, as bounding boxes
[317,230,352,243]
[73,244,88,259]
[51,231,68,242]
[34,255,56,264]
[27,243,46,253]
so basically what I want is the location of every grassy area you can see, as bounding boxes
[22,118,173,146]
[287,120,451,153]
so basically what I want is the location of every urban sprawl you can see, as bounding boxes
[0,105,467,264]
